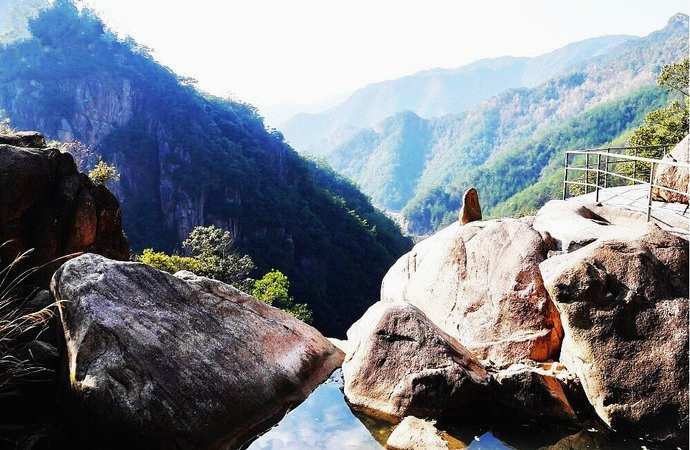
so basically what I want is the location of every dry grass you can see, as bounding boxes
[0,243,69,390]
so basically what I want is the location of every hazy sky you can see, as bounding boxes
[75,0,689,108]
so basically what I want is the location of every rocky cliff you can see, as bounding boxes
[0,130,128,286]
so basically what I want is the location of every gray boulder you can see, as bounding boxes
[540,225,688,444]
[51,254,343,449]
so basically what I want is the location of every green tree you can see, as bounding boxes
[182,225,256,290]
[630,58,689,149]
[88,160,119,185]
[252,270,313,323]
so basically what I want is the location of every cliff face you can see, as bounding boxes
[0,2,411,336]
[0,131,128,286]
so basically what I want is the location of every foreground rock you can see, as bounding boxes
[0,132,128,286]
[52,254,343,449]
[541,225,688,444]
[386,416,448,450]
[653,134,688,204]
[343,301,490,418]
[381,219,562,366]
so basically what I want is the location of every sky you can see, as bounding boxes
[64,0,690,109]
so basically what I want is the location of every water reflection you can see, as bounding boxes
[246,370,381,450]
[247,370,658,450]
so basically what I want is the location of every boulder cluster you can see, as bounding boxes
[342,197,688,447]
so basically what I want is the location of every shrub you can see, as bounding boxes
[252,270,313,323]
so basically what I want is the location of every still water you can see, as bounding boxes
[246,370,651,450]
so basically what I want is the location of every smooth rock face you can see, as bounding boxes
[533,200,650,253]
[386,416,448,450]
[653,135,688,204]
[343,301,490,418]
[0,132,128,286]
[459,187,482,225]
[490,363,581,425]
[540,225,689,443]
[51,254,343,449]
[381,219,562,366]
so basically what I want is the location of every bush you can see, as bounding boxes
[252,270,313,323]
[88,160,119,186]
[136,248,201,274]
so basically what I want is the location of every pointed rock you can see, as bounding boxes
[459,187,482,224]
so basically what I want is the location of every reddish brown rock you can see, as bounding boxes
[343,301,490,419]
[459,187,482,224]
[381,219,563,366]
[0,132,128,286]
[541,225,689,444]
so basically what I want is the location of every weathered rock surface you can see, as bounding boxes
[381,219,562,366]
[0,132,128,286]
[653,135,688,203]
[386,416,448,450]
[490,362,583,425]
[51,254,343,449]
[540,225,689,444]
[343,301,490,418]
[533,200,651,253]
[459,187,482,225]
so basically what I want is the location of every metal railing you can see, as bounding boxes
[563,145,689,221]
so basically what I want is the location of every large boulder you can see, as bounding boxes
[381,219,563,366]
[653,135,688,204]
[51,254,343,449]
[343,301,490,419]
[0,132,128,286]
[540,225,688,444]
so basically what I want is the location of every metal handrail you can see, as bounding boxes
[562,145,688,222]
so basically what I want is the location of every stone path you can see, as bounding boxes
[573,183,689,237]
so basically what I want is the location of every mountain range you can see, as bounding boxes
[279,34,634,152]
[279,13,689,234]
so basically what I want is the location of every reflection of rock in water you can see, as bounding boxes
[347,402,397,446]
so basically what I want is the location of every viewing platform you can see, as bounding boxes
[563,143,689,237]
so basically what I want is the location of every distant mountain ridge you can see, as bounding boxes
[280,34,634,152]
[314,13,688,234]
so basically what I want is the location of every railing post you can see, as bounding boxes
[594,152,601,202]
[646,161,655,222]
[633,147,637,184]
[562,152,569,200]
[603,148,609,188]
[585,152,590,194]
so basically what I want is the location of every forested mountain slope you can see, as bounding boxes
[0,0,412,336]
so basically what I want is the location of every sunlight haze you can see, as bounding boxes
[41,0,690,108]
